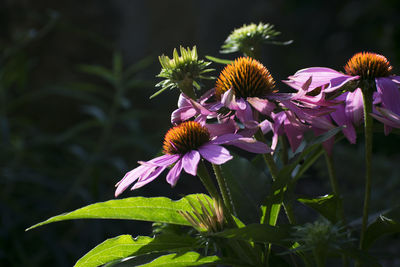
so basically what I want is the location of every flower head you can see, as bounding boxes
[284,52,400,135]
[215,57,276,99]
[152,46,214,99]
[163,121,211,154]
[115,121,271,196]
[220,22,292,57]
[344,52,392,80]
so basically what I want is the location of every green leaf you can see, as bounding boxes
[363,206,400,249]
[214,223,292,247]
[297,195,339,223]
[205,55,233,65]
[26,194,212,230]
[75,234,197,267]
[220,154,269,223]
[137,252,221,267]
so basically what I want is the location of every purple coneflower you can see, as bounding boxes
[115,121,271,196]
[285,52,400,134]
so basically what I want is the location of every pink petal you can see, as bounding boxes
[228,137,273,154]
[345,88,364,126]
[210,134,241,145]
[198,144,233,164]
[115,164,150,196]
[182,150,200,176]
[149,154,180,166]
[166,158,184,187]
[206,118,238,137]
[331,104,356,144]
[132,166,167,190]
[171,107,196,124]
[247,97,276,115]
[376,77,400,115]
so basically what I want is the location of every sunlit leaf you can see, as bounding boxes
[297,195,339,223]
[75,234,197,267]
[26,194,212,230]
[137,252,223,267]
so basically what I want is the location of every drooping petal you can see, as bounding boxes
[331,104,356,144]
[189,98,215,116]
[235,100,257,127]
[284,117,305,152]
[206,117,238,137]
[284,67,358,93]
[376,77,400,115]
[182,150,200,176]
[131,166,167,190]
[171,106,197,124]
[148,154,181,166]
[210,133,240,145]
[371,107,400,130]
[166,158,184,187]
[345,88,364,126]
[198,144,233,164]
[247,97,276,116]
[227,137,273,154]
[115,164,151,196]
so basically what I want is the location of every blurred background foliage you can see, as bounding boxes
[1,0,400,266]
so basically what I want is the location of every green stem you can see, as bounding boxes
[279,136,289,165]
[196,160,220,200]
[324,151,346,223]
[178,77,197,100]
[324,151,349,267]
[255,129,296,224]
[212,164,235,215]
[360,83,374,250]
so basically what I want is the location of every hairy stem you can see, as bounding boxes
[212,164,235,215]
[360,83,374,249]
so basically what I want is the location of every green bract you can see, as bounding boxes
[152,46,214,99]
[220,22,292,57]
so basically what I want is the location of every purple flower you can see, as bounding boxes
[115,121,272,196]
[171,89,220,125]
[285,52,400,134]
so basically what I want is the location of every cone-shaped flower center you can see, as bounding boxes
[215,57,276,99]
[163,121,211,155]
[344,52,392,79]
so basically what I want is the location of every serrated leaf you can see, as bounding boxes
[75,234,197,267]
[214,223,292,247]
[26,194,212,230]
[137,252,221,267]
[297,195,339,223]
[363,206,400,249]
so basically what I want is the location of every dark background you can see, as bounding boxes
[1,0,400,266]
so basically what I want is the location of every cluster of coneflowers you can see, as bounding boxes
[115,50,400,196]
[28,22,400,267]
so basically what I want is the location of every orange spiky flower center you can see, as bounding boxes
[215,57,276,99]
[344,52,392,80]
[163,121,210,155]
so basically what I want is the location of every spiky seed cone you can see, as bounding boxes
[215,57,275,99]
[163,121,210,155]
[344,52,392,80]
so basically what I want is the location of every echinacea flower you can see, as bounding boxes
[214,57,277,127]
[115,121,271,196]
[285,52,400,135]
